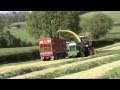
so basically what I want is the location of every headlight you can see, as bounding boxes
[85,45,88,47]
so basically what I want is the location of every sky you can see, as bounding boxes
[0,11,31,14]
[0,11,9,14]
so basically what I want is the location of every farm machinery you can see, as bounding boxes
[57,30,95,57]
[38,38,67,61]
[38,30,95,61]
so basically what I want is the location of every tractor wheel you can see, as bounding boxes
[57,54,60,59]
[51,56,54,60]
[41,56,45,61]
[54,54,58,60]
[89,49,93,55]
[81,52,85,57]
[92,47,96,55]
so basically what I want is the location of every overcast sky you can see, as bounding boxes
[0,11,9,13]
[0,11,31,14]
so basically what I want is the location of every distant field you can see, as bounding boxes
[81,11,120,22]
[107,26,120,39]
[0,46,39,55]
[110,26,120,34]
[5,29,36,44]
[81,11,120,39]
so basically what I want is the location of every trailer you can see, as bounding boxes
[39,38,67,61]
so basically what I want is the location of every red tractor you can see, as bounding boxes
[39,38,67,61]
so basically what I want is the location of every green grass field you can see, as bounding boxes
[105,26,120,39]
[81,11,120,39]
[0,11,119,79]
[5,29,36,44]
[110,26,120,34]
[0,46,39,55]
[0,42,119,79]
[81,11,120,22]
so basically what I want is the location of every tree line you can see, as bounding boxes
[0,11,114,48]
[0,11,30,28]
[26,11,113,40]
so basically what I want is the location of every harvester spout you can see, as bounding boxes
[57,30,81,43]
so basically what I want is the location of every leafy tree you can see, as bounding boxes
[80,12,113,39]
[0,18,5,30]
[26,11,80,39]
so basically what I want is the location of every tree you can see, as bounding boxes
[26,11,80,39]
[0,18,5,30]
[80,12,113,39]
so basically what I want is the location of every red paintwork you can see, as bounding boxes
[39,38,67,59]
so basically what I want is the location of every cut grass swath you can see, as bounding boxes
[99,67,120,79]
[0,58,80,79]
[3,54,114,79]
[28,55,120,79]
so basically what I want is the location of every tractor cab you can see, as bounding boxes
[79,36,92,56]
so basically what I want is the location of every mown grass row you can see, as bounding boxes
[0,49,111,67]
[0,51,115,79]
[0,59,80,79]
[0,59,40,67]
[99,67,120,79]
[1,57,97,79]
[27,55,120,79]
[1,49,120,79]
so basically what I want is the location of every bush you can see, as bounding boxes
[0,50,40,63]
[0,35,8,48]
[80,12,113,39]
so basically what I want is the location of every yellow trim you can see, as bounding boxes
[57,30,81,43]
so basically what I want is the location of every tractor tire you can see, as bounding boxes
[81,52,85,57]
[89,48,93,55]
[92,47,96,55]
[41,56,45,61]
[57,54,60,59]
[50,56,54,60]
[54,54,58,60]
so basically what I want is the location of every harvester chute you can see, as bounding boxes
[57,30,81,43]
